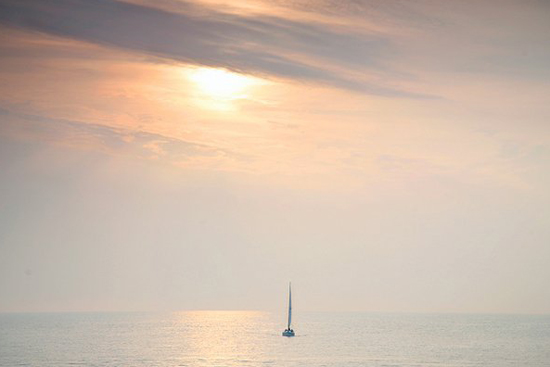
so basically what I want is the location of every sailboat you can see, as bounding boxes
[282,282,295,337]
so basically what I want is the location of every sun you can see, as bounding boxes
[187,67,257,100]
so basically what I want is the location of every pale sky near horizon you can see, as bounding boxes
[0,0,549,314]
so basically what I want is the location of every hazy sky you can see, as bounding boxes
[0,0,549,314]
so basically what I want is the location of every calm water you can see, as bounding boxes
[1,312,549,366]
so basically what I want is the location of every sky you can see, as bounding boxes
[0,0,549,314]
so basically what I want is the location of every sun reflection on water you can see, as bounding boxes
[172,311,274,366]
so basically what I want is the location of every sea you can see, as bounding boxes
[1,311,549,367]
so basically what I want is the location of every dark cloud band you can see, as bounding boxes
[0,0,428,97]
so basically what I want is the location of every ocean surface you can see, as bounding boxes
[1,311,549,367]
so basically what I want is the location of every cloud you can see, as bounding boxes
[0,0,430,97]
[0,107,231,163]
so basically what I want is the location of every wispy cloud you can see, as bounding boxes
[0,0,431,97]
[0,107,236,165]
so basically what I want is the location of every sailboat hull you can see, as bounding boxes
[282,330,295,337]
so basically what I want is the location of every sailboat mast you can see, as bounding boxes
[287,282,292,329]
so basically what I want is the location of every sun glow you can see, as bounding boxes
[187,67,258,104]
